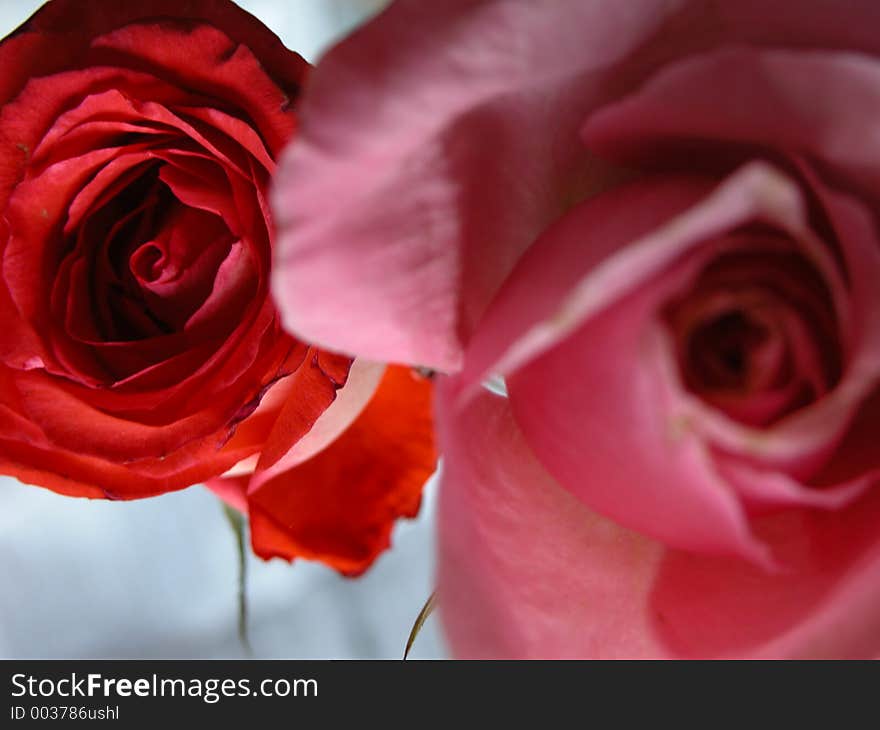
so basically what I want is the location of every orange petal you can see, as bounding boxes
[248,365,436,575]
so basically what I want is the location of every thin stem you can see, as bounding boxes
[222,503,253,657]
[403,591,436,660]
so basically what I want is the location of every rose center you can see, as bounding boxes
[664,240,842,427]
[92,167,236,340]
[686,310,771,391]
[129,242,165,284]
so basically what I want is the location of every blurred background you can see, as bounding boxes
[0,0,447,659]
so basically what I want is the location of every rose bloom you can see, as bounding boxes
[0,0,435,574]
[273,0,880,653]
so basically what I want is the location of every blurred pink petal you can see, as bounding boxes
[270,0,696,370]
[437,381,880,658]
[584,47,880,194]
[270,0,880,370]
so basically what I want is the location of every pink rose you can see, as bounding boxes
[272,0,880,657]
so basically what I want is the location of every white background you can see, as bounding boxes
[0,0,447,659]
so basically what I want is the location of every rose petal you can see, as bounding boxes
[583,47,880,198]
[219,356,381,486]
[437,383,665,658]
[209,365,436,574]
[0,0,308,110]
[459,162,832,394]
[450,161,879,556]
[437,380,880,658]
[0,380,257,499]
[246,350,352,478]
[271,0,693,370]
[206,473,247,513]
[270,0,880,371]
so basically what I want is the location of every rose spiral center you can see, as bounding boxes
[687,309,773,390]
[665,237,842,427]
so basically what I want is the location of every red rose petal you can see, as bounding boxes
[245,365,436,574]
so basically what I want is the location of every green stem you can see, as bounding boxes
[222,503,253,656]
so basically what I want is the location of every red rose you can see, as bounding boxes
[0,0,435,573]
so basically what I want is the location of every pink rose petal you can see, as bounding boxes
[437,381,880,658]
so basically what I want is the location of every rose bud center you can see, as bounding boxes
[664,233,842,428]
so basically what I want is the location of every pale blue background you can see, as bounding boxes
[0,0,447,659]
